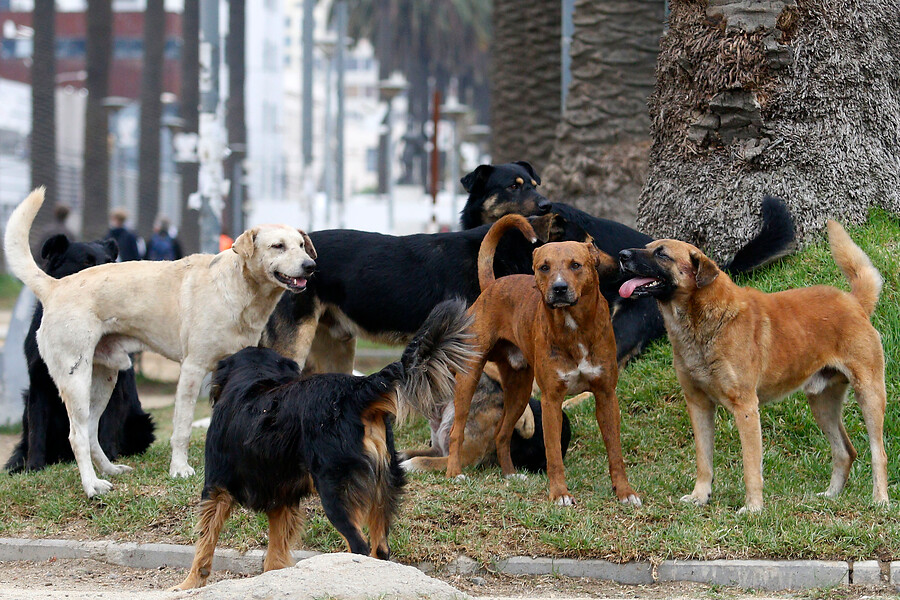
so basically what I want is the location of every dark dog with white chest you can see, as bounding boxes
[172,300,474,590]
[5,234,154,474]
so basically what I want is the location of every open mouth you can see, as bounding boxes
[618,277,663,299]
[274,271,308,292]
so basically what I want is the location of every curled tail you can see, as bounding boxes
[478,214,538,290]
[3,188,55,300]
[826,220,882,316]
[368,299,475,425]
[723,196,796,274]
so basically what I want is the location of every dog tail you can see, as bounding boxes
[478,214,538,290]
[367,299,474,423]
[722,196,797,274]
[3,188,55,300]
[827,220,882,317]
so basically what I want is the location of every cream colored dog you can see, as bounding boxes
[4,188,317,497]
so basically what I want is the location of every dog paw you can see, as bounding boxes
[399,459,418,473]
[737,504,763,515]
[679,493,709,506]
[85,479,113,498]
[505,473,528,481]
[454,474,468,481]
[554,495,576,507]
[169,464,196,478]
[104,463,133,476]
[619,493,642,507]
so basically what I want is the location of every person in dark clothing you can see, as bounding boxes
[106,208,142,261]
[144,218,182,261]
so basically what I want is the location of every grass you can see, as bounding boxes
[0,274,23,310]
[0,210,897,566]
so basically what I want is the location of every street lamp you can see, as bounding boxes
[440,94,470,230]
[465,123,491,165]
[379,71,408,233]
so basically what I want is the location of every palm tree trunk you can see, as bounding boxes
[224,0,246,236]
[82,0,114,241]
[30,0,57,238]
[543,0,664,227]
[489,0,560,173]
[639,0,900,257]
[137,0,166,241]
[178,0,200,255]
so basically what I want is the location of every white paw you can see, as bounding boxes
[816,489,839,499]
[400,459,417,473]
[555,495,576,507]
[170,463,196,478]
[620,494,642,507]
[85,479,113,498]
[680,493,709,506]
[737,504,763,515]
[454,474,468,481]
[505,473,528,481]
[104,463,133,476]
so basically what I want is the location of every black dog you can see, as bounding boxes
[5,235,155,473]
[458,161,796,363]
[172,300,474,591]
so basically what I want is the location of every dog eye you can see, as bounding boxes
[539,264,550,272]
[571,262,581,270]
[508,183,519,191]
[271,243,284,250]
[655,248,671,261]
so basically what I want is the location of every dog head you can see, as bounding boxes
[532,240,615,308]
[232,225,317,293]
[459,161,551,229]
[618,239,720,302]
[40,234,119,277]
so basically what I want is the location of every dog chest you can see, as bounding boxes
[554,343,605,392]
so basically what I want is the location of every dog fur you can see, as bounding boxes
[5,234,154,473]
[447,215,640,506]
[171,300,473,590]
[618,220,889,512]
[3,188,316,497]
[459,162,797,365]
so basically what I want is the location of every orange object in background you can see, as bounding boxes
[219,233,234,251]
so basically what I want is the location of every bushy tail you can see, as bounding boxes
[367,299,475,424]
[826,220,882,316]
[723,196,796,274]
[3,188,55,300]
[478,215,538,290]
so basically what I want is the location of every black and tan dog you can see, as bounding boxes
[459,162,797,364]
[172,300,473,590]
[447,215,640,506]
[618,221,889,512]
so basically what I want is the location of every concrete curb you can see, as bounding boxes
[0,538,894,591]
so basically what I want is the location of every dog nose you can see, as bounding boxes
[537,198,551,213]
[552,282,569,296]
[619,249,633,262]
[302,259,316,273]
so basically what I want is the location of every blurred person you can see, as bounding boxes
[106,209,142,262]
[145,217,182,261]
[31,203,75,261]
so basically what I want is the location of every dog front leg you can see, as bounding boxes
[590,376,640,506]
[731,397,764,513]
[681,388,716,507]
[170,361,206,478]
[536,383,574,506]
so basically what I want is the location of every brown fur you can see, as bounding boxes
[173,490,236,590]
[620,220,888,512]
[446,215,640,506]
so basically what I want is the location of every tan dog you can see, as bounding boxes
[4,188,317,497]
[618,220,888,512]
[446,215,641,506]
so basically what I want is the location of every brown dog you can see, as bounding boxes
[446,215,641,506]
[618,220,889,512]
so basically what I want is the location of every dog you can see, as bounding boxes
[399,373,572,474]
[458,162,797,364]
[4,188,316,497]
[618,220,889,512]
[5,234,154,473]
[446,215,640,506]
[171,300,473,590]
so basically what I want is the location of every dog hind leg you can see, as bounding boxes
[845,358,889,505]
[807,379,856,499]
[88,366,131,476]
[264,505,303,572]
[494,364,534,477]
[446,356,489,478]
[169,361,206,478]
[56,369,110,497]
[170,489,234,590]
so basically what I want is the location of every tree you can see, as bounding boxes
[178,0,200,254]
[541,0,664,227]
[639,0,900,259]
[30,0,57,237]
[224,0,246,236]
[137,0,166,240]
[81,0,114,241]
[489,0,560,173]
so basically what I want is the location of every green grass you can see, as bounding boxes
[0,274,23,310]
[0,210,897,565]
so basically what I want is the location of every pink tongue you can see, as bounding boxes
[295,277,307,287]
[619,277,657,298]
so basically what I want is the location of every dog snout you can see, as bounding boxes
[618,249,635,269]
[552,281,569,296]
[536,197,551,214]
[302,259,316,274]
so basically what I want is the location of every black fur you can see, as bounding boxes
[511,397,572,472]
[5,235,155,473]
[203,300,473,558]
[459,163,797,362]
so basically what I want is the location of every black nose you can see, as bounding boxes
[552,282,569,295]
[302,259,316,273]
[619,249,633,262]
[537,198,551,213]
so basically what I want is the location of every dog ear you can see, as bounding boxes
[232,228,257,259]
[587,242,618,278]
[299,230,317,260]
[513,161,541,185]
[102,238,120,261]
[529,213,556,243]
[460,164,493,194]
[690,250,720,288]
[40,234,69,260]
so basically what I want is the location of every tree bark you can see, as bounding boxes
[639,0,900,259]
[224,0,246,236]
[489,0,560,173]
[30,0,57,239]
[178,0,200,254]
[137,0,166,240]
[542,0,664,227]
[82,0,113,242]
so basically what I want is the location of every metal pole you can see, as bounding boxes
[561,0,574,108]
[323,50,333,227]
[447,119,458,231]
[198,0,224,254]
[335,1,347,228]
[386,99,394,232]
[301,0,314,229]
[429,89,441,232]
